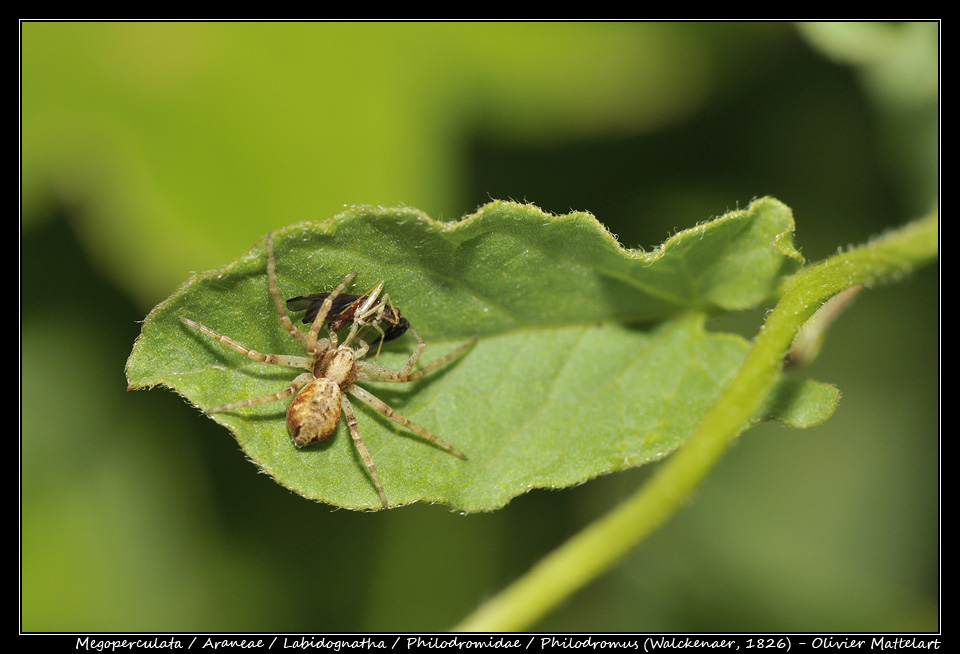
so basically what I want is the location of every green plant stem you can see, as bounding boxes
[453,210,938,632]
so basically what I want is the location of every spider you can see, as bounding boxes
[179,232,476,509]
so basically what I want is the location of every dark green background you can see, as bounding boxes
[22,22,938,631]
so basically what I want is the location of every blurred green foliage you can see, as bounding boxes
[21,22,938,631]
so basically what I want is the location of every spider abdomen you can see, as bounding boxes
[287,378,342,447]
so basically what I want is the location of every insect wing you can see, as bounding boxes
[286,293,362,325]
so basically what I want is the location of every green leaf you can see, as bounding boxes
[126,198,834,511]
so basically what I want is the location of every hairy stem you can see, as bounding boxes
[453,209,938,632]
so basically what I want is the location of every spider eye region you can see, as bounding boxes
[287,378,342,447]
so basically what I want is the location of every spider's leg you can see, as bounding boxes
[341,395,389,509]
[395,325,427,377]
[267,232,310,349]
[350,281,386,333]
[358,334,477,383]
[352,338,370,360]
[342,295,387,349]
[307,269,358,356]
[179,317,314,369]
[206,372,314,414]
[404,333,478,380]
[355,292,393,357]
[348,385,466,460]
[340,320,364,350]
[344,320,387,359]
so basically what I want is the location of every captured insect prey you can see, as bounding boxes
[286,286,411,347]
[179,232,476,509]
